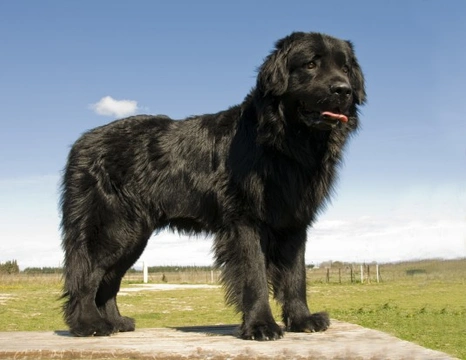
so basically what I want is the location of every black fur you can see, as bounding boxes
[61,32,366,339]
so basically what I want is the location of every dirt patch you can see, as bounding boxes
[0,294,13,305]
[118,283,220,295]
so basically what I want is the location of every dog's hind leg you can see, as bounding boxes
[62,242,115,336]
[61,170,152,336]
[95,229,151,333]
[62,217,151,336]
[95,269,135,333]
[268,227,330,333]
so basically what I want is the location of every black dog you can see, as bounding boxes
[61,31,365,340]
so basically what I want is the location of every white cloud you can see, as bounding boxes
[90,96,139,118]
[307,216,466,264]
[142,232,214,268]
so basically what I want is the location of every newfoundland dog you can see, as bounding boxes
[61,31,366,340]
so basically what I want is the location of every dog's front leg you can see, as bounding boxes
[269,227,330,333]
[214,224,283,340]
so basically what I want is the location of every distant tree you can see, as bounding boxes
[22,267,62,274]
[0,260,20,274]
[320,261,332,268]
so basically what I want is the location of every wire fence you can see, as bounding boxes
[3,259,463,285]
[124,269,222,284]
[123,263,382,284]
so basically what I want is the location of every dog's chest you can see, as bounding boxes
[256,164,334,228]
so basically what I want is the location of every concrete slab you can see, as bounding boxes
[0,321,457,360]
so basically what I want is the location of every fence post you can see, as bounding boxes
[350,265,354,283]
[376,263,380,283]
[338,268,341,284]
[326,268,330,283]
[360,264,364,284]
[143,262,148,284]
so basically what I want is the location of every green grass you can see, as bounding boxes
[119,287,240,328]
[309,280,466,359]
[0,259,465,359]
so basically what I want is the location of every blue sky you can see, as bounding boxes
[0,1,465,269]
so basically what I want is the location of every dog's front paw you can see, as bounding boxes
[115,316,135,332]
[287,311,330,333]
[70,319,116,337]
[240,320,284,341]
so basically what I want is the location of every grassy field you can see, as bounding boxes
[0,259,465,359]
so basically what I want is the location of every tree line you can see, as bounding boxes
[0,260,63,274]
[0,261,217,274]
[1,261,315,275]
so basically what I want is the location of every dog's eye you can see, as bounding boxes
[342,65,350,74]
[306,61,317,69]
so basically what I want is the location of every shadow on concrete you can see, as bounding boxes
[172,324,239,337]
[53,325,240,338]
[53,330,73,337]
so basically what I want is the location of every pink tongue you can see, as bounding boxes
[321,111,348,123]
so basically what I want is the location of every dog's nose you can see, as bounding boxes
[330,82,352,97]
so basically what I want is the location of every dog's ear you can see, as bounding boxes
[346,41,366,105]
[257,34,300,97]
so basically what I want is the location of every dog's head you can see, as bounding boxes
[257,32,366,130]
